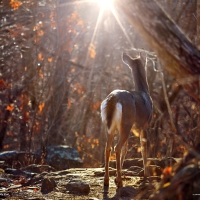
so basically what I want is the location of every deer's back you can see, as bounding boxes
[102,90,152,130]
[130,91,153,128]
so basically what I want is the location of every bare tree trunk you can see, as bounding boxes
[195,0,200,146]
[0,109,10,150]
[116,0,200,103]
[197,0,200,49]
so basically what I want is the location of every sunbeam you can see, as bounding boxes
[84,4,105,65]
[109,5,134,48]
[89,0,134,51]
[79,0,135,64]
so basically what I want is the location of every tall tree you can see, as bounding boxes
[116,0,200,103]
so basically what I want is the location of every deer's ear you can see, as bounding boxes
[122,53,132,66]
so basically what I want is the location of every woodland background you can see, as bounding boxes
[0,0,199,168]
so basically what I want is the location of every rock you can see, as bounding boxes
[0,151,17,161]
[26,172,46,186]
[148,176,161,182]
[0,151,35,168]
[94,167,116,177]
[110,159,139,169]
[36,145,83,170]
[110,158,164,169]
[137,158,162,168]
[124,159,142,168]
[5,168,36,178]
[118,186,138,198]
[160,157,179,168]
[127,166,143,176]
[21,164,55,174]
[93,168,105,177]
[128,166,143,171]
[0,161,8,169]
[9,184,22,189]
[41,178,56,193]
[0,177,7,183]
[149,165,162,176]
[127,165,162,177]
[0,192,9,199]
[66,179,90,194]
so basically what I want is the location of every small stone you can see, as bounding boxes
[0,192,9,199]
[0,161,7,169]
[0,178,7,183]
[41,178,56,193]
[66,179,90,194]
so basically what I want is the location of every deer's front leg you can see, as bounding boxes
[121,141,128,168]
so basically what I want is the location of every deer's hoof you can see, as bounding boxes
[114,178,123,188]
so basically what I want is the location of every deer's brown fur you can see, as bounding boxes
[101,53,153,187]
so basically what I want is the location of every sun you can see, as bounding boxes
[92,0,113,9]
[85,0,133,63]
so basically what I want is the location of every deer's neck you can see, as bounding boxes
[131,60,149,94]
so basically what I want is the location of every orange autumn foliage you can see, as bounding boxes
[9,0,22,10]
[0,79,7,90]
[38,103,45,114]
[20,94,29,111]
[90,101,101,111]
[163,166,172,175]
[34,121,40,133]
[48,57,53,62]
[6,104,14,111]
[67,99,72,109]
[39,69,44,78]
[38,53,44,60]
[72,82,85,94]
[7,132,14,137]
[37,30,44,37]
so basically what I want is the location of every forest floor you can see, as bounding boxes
[0,158,163,200]
[0,167,157,200]
[1,156,199,200]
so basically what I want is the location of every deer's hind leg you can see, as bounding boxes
[104,131,114,186]
[114,125,131,187]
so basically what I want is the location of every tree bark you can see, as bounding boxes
[0,109,10,151]
[197,0,200,49]
[116,0,200,103]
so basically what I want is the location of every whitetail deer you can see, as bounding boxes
[101,53,153,187]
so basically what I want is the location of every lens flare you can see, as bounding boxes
[93,0,113,9]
